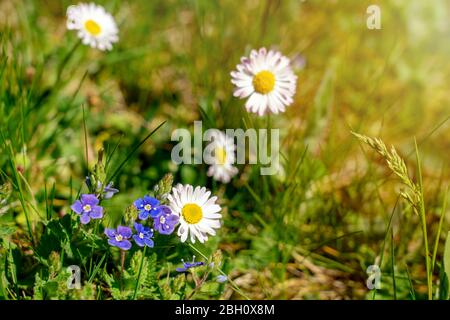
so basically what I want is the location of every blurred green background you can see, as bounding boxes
[0,0,449,299]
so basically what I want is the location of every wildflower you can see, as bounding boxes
[153,206,179,235]
[231,47,297,116]
[66,2,119,51]
[105,226,132,250]
[216,275,228,283]
[134,195,162,220]
[291,53,306,72]
[85,176,119,199]
[206,131,238,183]
[103,182,119,199]
[176,256,205,272]
[132,223,154,248]
[71,194,103,224]
[167,184,221,243]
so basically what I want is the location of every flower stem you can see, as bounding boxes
[186,268,210,300]
[132,246,147,300]
[120,250,126,292]
[55,39,81,84]
[414,138,432,300]
[120,250,126,273]
[188,243,250,300]
[431,187,448,275]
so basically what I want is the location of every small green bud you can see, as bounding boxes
[156,173,173,200]
[49,251,61,272]
[125,204,138,224]
[212,250,223,269]
[173,273,186,292]
[0,182,12,205]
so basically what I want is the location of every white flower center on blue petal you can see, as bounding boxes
[83,204,92,212]
[160,216,166,224]
[144,204,152,211]
[139,232,144,239]
[115,235,123,242]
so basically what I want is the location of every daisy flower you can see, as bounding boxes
[231,47,297,116]
[167,184,222,243]
[206,131,238,183]
[66,3,119,51]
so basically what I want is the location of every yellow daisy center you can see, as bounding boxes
[84,19,102,36]
[181,203,203,224]
[115,234,123,242]
[253,70,275,94]
[144,204,152,211]
[215,147,227,165]
[82,204,92,212]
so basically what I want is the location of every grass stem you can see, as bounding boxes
[132,246,147,300]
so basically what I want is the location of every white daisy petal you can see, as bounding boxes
[204,212,222,219]
[198,223,217,236]
[178,224,188,243]
[204,204,221,214]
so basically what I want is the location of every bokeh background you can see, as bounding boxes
[0,0,449,299]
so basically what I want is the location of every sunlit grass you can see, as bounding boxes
[0,0,449,300]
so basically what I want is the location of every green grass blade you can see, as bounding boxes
[107,121,166,183]
[431,187,448,274]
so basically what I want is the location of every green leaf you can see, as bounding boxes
[304,62,335,149]
[107,121,166,182]
[443,231,450,299]
[35,215,73,260]
[32,273,45,300]
[438,264,449,300]
[173,274,186,293]
[0,225,16,237]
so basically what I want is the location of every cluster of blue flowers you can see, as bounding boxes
[104,223,154,250]
[71,180,179,252]
[103,195,180,252]
[134,196,179,234]
[70,176,211,273]
[104,195,180,251]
